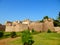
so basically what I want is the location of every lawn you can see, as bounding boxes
[7,33,60,45]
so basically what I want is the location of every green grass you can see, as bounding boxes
[8,33,60,45]
[33,33,60,45]
[0,32,11,39]
[0,32,22,40]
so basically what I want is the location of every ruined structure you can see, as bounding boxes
[5,21,28,32]
[5,18,55,32]
[54,27,60,33]
[43,18,55,32]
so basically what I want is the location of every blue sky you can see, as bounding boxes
[0,0,60,24]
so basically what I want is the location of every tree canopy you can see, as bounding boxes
[43,16,49,19]
[57,12,60,22]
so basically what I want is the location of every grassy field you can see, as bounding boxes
[7,33,60,45]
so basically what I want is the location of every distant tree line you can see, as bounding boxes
[53,12,60,27]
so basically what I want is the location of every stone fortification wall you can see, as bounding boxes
[5,21,13,32]
[29,22,43,32]
[12,23,28,32]
[5,18,55,32]
[5,21,28,32]
[54,27,60,33]
[43,18,55,32]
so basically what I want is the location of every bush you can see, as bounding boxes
[0,31,4,38]
[47,29,52,33]
[31,29,40,35]
[31,29,35,33]
[22,30,34,45]
[10,32,17,38]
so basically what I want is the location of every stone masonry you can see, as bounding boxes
[5,18,55,32]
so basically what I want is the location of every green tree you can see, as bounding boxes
[43,16,49,19]
[57,12,60,22]
[10,32,17,38]
[0,31,4,38]
[53,12,60,27]
[22,30,34,45]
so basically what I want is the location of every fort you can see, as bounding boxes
[0,18,60,33]
[5,18,59,33]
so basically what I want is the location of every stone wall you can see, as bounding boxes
[12,23,28,32]
[43,18,55,32]
[5,21,28,32]
[29,22,43,32]
[54,27,60,33]
[5,18,55,32]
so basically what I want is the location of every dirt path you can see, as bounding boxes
[0,37,20,45]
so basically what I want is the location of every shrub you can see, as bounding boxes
[47,29,52,33]
[0,31,4,38]
[10,32,17,38]
[22,30,34,45]
[32,29,35,33]
[31,29,40,34]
